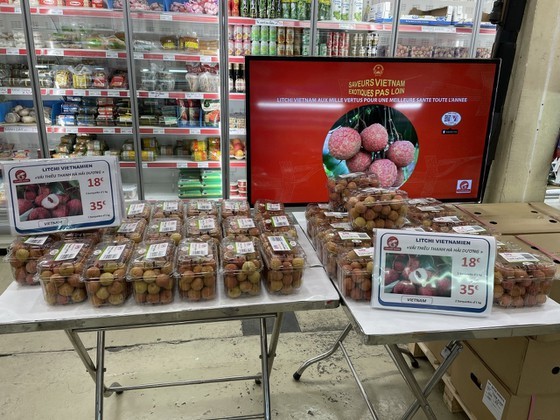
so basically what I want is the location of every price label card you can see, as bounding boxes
[188,242,209,256]
[103,128,115,134]
[237,218,255,229]
[235,241,255,254]
[198,218,215,230]
[6,48,20,55]
[99,244,126,261]
[54,243,85,261]
[372,229,496,317]
[146,242,169,259]
[3,156,124,235]
[159,220,178,232]
[121,128,133,134]
[10,88,31,95]
[0,87,8,95]
[117,221,139,233]
[108,90,121,97]
[106,51,119,58]
[153,127,165,134]
[200,55,212,63]
[160,13,173,21]
[190,128,201,135]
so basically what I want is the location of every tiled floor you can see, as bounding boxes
[0,262,469,420]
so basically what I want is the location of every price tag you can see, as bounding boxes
[152,127,164,134]
[330,222,352,230]
[148,91,168,98]
[55,243,85,261]
[188,242,209,256]
[177,162,188,168]
[14,6,21,13]
[433,216,462,223]
[4,125,37,133]
[108,90,121,97]
[267,235,291,252]
[200,55,212,63]
[160,13,173,21]
[235,241,255,254]
[65,127,79,133]
[324,211,347,218]
[453,225,487,234]
[50,8,63,15]
[88,89,101,96]
[106,51,119,58]
[266,202,281,211]
[0,87,8,95]
[163,54,175,61]
[271,215,290,227]
[163,201,179,211]
[159,220,178,232]
[339,23,356,30]
[422,25,455,33]
[117,221,139,233]
[185,92,202,99]
[499,252,539,263]
[99,244,126,261]
[24,235,49,246]
[72,89,86,96]
[256,19,282,26]
[190,128,201,134]
[121,128,133,134]
[6,48,20,55]
[198,162,209,168]
[127,203,145,216]
[50,49,63,56]
[146,242,169,259]
[196,201,212,210]
[354,247,374,257]
[10,88,31,95]
[2,156,124,235]
[338,231,370,240]
[198,218,215,230]
[133,52,143,60]
[237,218,255,229]
[103,128,115,134]
[372,229,496,317]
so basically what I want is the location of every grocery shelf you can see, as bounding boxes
[317,21,383,31]
[119,158,221,169]
[133,52,218,62]
[229,128,246,135]
[138,126,221,135]
[136,91,219,100]
[228,17,311,28]
[48,126,133,134]
[0,125,227,135]
[131,11,219,24]
[229,93,245,101]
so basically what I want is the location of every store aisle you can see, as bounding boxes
[0,264,468,420]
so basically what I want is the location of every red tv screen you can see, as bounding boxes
[245,57,500,204]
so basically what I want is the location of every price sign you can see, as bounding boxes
[106,51,119,58]
[65,127,79,133]
[50,49,63,56]
[121,128,133,134]
[108,90,121,97]
[160,13,173,21]
[6,48,20,55]
[2,156,124,235]
[102,128,115,134]
[372,229,496,317]
[10,88,31,95]
[200,55,212,63]
[50,8,63,15]
[0,87,8,95]
[190,128,201,135]
[148,91,168,98]
[153,127,165,134]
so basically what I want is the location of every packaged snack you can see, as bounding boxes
[54,69,72,89]
[174,239,217,301]
[126,239,175,305]
[92,70,109,88]
[6,235,56,286]
[82,240,135,307]
[221,238,263,298]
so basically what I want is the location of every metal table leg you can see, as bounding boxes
[386,344,436,420]
[259,317,272,420]
[293,323,353,380]
[95,331,106,420]
[266,312,284,375]
[401,341,463,420]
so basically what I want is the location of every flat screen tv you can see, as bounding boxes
[245,57,500,204]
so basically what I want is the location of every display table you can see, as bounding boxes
[0,225,339,420]
[292,212,560,420]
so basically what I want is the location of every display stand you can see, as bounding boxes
[292,211,560,420]
[0,225,339,420]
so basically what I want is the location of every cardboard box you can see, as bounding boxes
[421,340,449,365]
[451,343,559,420]
[466,336,560,395]
[529,202,560,221]
[457,203,560,234]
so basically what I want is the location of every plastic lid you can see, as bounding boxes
[260,233,306,270]
[221,238,263,273]
[174,239,217,267]
[221,199,251,219]
[128,239,176,271]
[185,199,219,217]
[82,240,135,281]
[151,200,184,220]
[125,201,152,220]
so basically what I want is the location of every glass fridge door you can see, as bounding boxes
[128,5,223,201]
[0,4,45,245]
[28,3,140,203]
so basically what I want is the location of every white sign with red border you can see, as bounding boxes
[372,229,495,317]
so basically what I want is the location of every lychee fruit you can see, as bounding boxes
[328,127,361,160]
[360,123,388,152]
[41,194,60,210]
[346,151,373,172]
[393,168,406,187]
[393,280,417,295]
[387,140,415,167]
[367,159,398,187]
[67,199,83,216]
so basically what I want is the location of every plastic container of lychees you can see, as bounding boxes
[184,215,221,242]
[6,235,56,286]
[254,199,285,220]
[144,218,183,245]
[125,201,152,221]
[222,216,261,241]
[326,172,380,211]
[337,247,374,301]
[151,200,184,220]
[185,199,219,218]
[256,213,299,239]
[126,239,176,305]
[345,188,408,230]
[36,239,95,305]
[321,229,372,280]
[174,239,217,302]
[306,210,349,246]
[81,240,135,307]
[220,199,251,219]
[221,238,263,298]
[494,250,557,308]
[260,233,306,295]
[101,218,147,244]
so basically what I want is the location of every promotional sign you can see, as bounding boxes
[3,156,124,235]
[246,57,500,204]
[372,229,496,317]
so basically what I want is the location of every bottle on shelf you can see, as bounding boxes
[235,64,245,93]
[229,63,236,93]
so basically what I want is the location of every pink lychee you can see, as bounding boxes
[41,194,60,210]
[393,168,406,187]
[367,159,398,187]
[28,207,51,220]
[51,204,68,218]
[418,286,437,296]
[436,277,452,296]
[360,123,388,152]
[393,280,417,295]
[67,199,83,216]
[387,140,415,167]
[346,151,372,172]
[384,269,400,285]
[328,127,361,160]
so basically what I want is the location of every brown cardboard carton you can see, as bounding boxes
[451,343,559,420]
[529,202,560,220]
[457,203,560,234]
[466,336,560,395]
[421,340,449,365]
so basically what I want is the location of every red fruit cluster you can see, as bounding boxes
[17,183,83,221]
[385,254,452,297]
